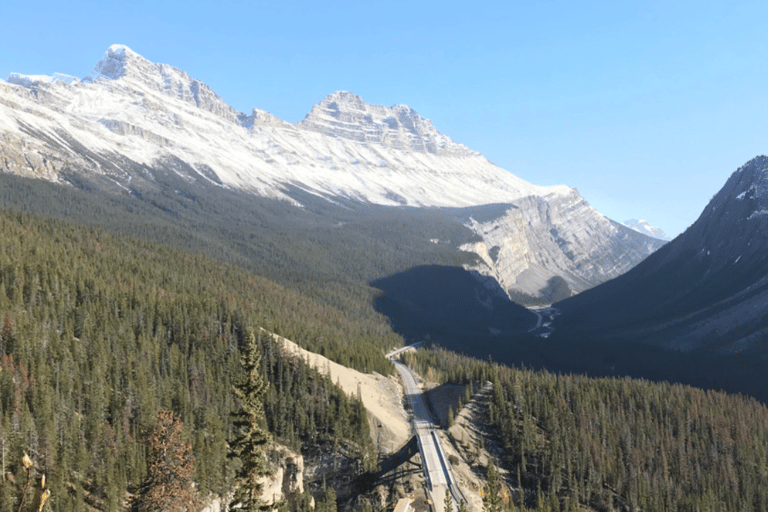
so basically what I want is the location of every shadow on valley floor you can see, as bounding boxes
[372,265,768,406]
[371,265,554,365]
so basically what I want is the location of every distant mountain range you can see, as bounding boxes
[622,218,671,241]
[0,44,663,304]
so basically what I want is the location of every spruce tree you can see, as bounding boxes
[229,330,273,511]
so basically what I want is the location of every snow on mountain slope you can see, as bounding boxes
[0,45,661,299]
[558,156,768,352]
[0,45,568,207]
[622,219,671,241]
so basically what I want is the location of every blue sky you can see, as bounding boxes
[2,0,767,236]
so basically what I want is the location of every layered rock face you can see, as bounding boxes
[298,90,475,156]
[462,190,664,298]
[86,44,242,122]
[0,45,662,300]
[0,47,564,207]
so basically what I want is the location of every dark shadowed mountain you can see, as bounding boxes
[549,156,768,402]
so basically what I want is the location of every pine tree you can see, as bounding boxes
[133,410,202,512]
[483,460,503,512]
[444,487,454,512]
[229,330,273,511]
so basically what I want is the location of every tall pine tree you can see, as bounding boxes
[483,460,503,512]
[228,330,273,511]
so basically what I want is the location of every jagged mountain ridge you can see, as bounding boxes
[1,44,560,206]
[556,155,768,352]
[297,90,474,156]
[0,44,663,299]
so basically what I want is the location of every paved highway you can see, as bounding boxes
[387,347,461,512]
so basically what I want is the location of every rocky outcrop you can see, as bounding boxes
[86,44,242,124]
[1,45,663,302]
[261,445,305,505]
[298,91,476,157]
[202,445,305,512]
[462,190,666,299]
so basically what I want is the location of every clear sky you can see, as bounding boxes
[2,0,767,236]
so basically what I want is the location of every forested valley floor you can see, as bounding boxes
[407,348,768,512]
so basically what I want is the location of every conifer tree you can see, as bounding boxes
[133,410,202,512]
[229,330,273,511]
[444,487,453,512]
[483,460,503,512]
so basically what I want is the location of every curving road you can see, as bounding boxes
[387,346,461,512]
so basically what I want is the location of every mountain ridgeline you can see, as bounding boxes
[550,155,768,403]
[0,44,663,310]
[2,44,768,512]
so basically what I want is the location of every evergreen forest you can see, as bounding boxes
[0,209,378,511]
[3,174,768,512]
[407,348,768,512]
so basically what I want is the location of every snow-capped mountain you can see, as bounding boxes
[0,44,663,299]
[622,219,671,241]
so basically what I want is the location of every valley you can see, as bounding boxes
[1,43,768,512]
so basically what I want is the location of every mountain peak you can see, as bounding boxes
[698,155,768,225]
[622,219,671,241]
[728,155,768,202]
[322,90,365,105]
[87,44,145,81]
[298,91,477,156]
[83,44,241,122]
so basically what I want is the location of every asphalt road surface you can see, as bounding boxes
[387,347,460,511]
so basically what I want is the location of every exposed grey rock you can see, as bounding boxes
[462,190,665,299]
[298,91,476,157]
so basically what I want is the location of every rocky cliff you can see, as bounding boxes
[461,190,664,299]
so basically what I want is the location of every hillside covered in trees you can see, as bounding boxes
[4,201,768,512]
[407,348,768,512]
[0,209,381,511]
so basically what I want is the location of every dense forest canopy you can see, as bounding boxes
[0,209,377,511]
[408,348,768,512]
[3,178,768,512]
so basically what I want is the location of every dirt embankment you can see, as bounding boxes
[269,331,411,454]
[270,332,508,510]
